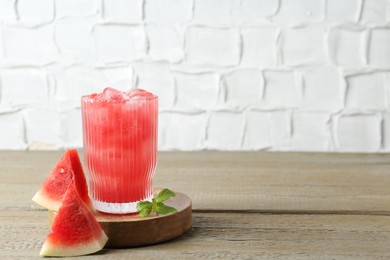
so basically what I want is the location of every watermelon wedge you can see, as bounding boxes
[40,184,108,257]
[32,149,93,211]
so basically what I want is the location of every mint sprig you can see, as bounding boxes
[136,189,177,217]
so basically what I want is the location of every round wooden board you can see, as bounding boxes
[49,191,192,248]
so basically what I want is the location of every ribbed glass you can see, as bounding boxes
[81,95,158,214]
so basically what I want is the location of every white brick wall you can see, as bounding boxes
[0,0,389,152]
[0,0,16,23]
[361,0,388,25]
[186,27,240,66]
[1,68,49,105]
[206,111,244,150]
[224,69,262,108]
[345,73,386,111]
[147,25,184,62]
[241,28,277,67]
[159,112,207,150]
[17,0,54,25]
[335,114,382,152]
[369,29,390,67]
[291,112,331,151]
[24,107,62,150]
[0,111,26,149]
[174,72,219,109]
[194,0,231,26]
[103,0,143,23]
[326,0,360,22]
[93,24,146,62]
[273,0,325,25]
[302,66,343,112]
[3,26,58,64]
[243,110,290,150]
[263,70,300,108]
[383,113,390,150]
[54,19,95,60]
[328,27,366,68]
[282,26,327,66]
[56,0,98,18]
[233,0,279,24]
[144,0,193,24]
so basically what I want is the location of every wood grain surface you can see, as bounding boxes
[1,151,390,259]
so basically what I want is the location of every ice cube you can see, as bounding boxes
[83,87,156,103]
[102,87,129,102]
[127,88,155,99]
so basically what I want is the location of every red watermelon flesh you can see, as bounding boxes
[40,184,108,257]
[32,149,93,211]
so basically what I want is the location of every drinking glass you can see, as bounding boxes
[81,88,158,214]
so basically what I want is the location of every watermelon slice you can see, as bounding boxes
[32,149,93,211]
[40,184,108,257]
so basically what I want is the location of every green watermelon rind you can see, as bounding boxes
[32,190,62,213]
[32,189,93,213]
[40,232,108,257]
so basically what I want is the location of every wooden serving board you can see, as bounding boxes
[49,191,192,248]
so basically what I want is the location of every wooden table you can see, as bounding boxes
[1,151,390,259]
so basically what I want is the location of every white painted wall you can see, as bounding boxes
[0,0,389,152]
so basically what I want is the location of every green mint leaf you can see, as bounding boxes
[155,202,177,215]
[139,207,152,217]
[137,188,178,217]
[136,201,152,212]
[156,188,176,203]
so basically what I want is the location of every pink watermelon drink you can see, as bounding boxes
[81,87,158,214]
